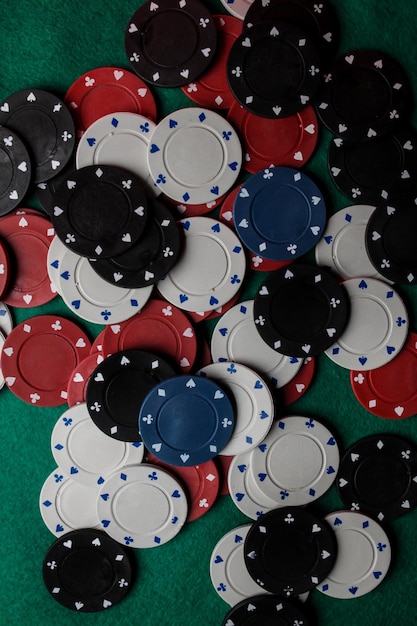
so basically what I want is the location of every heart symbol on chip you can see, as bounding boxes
[75,602,84,611]
[214,390,224,399]
[73,373,84,382]
[94,373,104,382]
[0,103,9,112]
[310,226,320,235]
[183,327,193,337]
[331,167,341,176]
[152,443,162,452]
[113,70,123,80]
[201,48,211,57]
[259,285,269,295]
[51,160,60,170]
[129,23,138,32]
[242,37,251,47]
[367,128,377,138]
[239,188,249,198]
[63,540,72,548]
[18,161,28,172]
[345,54,354,64]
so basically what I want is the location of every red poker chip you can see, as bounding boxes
[280,356,316,406]
[64,66,157,136]
[66,352,104,407]
[146,452,220,522]
[90,328,106,354]
[162,193,223,218]
[350,332,417,419]
[2,314,91,407]
[181,14,242,109]
[101,298,198,372]
[215,454,234,496]
[227,100,319,174]
[0,210,56,307]
[219,186,291,273]
[0,237,11,299]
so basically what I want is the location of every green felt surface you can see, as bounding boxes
[0,0,417,625]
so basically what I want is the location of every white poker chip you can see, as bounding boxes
[49,235,153,324]
[325,277,409,370]
[210,299,303,388]
[157,217,246,312]
[315,204,389,281]
[97,464,188,548]
[250,416,340,505]
[0,302,13,336]
[39,468,101,537]
[197,362,274,456]
[147,107,242,204]
[219,0,254,19]
[47,235,64,295]
[317,511,391,599]
[51,403,145,488]
[76,112,158,196]
[228,449,279,520]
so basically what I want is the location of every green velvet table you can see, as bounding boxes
[1,1,417,624]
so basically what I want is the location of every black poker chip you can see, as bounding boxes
[35,157,76,217]
[51,164,148,259]
[86,349,177,441]
[328,126,417,204]
[42,528,134,612]
[0,126,32,215]
[337,434,417,521]
[221,594,312,626]
[365,197,417,285]
[226,21,321,119]
[89,197,181,288]
[316,49,412,142]
[244,507,337,596]
[244,0,340,64]
[125,0,217,88]
[253,264,349,357]
[0,89,75,183]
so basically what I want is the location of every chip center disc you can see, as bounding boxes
[9,231,49,291]
[244,38,305,100]
[113,482,171,532]
[164,126,224,186]
[94,131,149,179]
[60,548,115,597]
[368,346,417,402]
[328,528,375,583]
[8,108,57,165]
[227,318,283,372]
[251,184,311,242]
[338,295,390,353]
[332,67,390,124]
[333,222,367,277]
[67,421,128,472]
[271,283,331,341]
[18,334,78,390]
[354,456,409,505]
[76,258,129,305]
[344,137,401,187]
[142,11,198,67]
[267,434,324,489]
[245,114,302,159]
[157,394,218,450]
[120,317,181,356]
[383,210,417,267]
[262,527,317,580]
[105,369,157,428]
[58,480,101,528]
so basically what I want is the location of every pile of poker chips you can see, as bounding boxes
[1,0,417,621]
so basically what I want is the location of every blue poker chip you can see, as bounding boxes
[139,375,235,466]
[233,166,327,261]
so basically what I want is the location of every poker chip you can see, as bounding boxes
[147,107,242,204]
[337,433,417,521]
[0,301,13,336]
[250,416,340,504]
[2,314,91,406]
[315,204,389,281]
[0,89,75,183]
[316,49,411,141]
[64,66,157,134]
[97,464,188,547]
[210,524,272,606]
[221,594,311,626]
[226,22,321,119]
[211,300,303,388]
[254,265,349,357]
[42,528,133,612]
[233,167,326,261]
[91,329,106,354]
[51,164,148,259]
[228,449,280,520]
[35,158,76,217]
[0,239,10,300]
[163,193,224,219]
[51,403,145,487]
[89,197,180,288]
[197,362,274,456]
[101,298,197,372]
[317,511,391,599]
[219,0,254,20]
[146,452,219,522]
[139,375,235,466]
[0,126,31,215]
[228,101,319,174]
[50,236,153,325]
[157,217,246,312]
[39,468,101,536]
[324,277,409,370]
[216,454,234,497]
[365,197,417,285]
[67,352,104,407]
[76,112,157,195]
[244,506,337,595]
[125,0,217,88]
[280,356,315,405]
[0,210,56,307]
[244,0,340,62]
[86,349,177,442]
[328,128,417,204]
[181,15,242,109]
[350,332,417,419]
